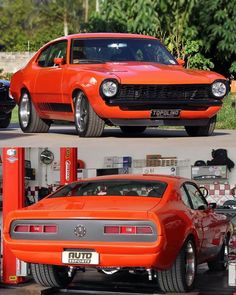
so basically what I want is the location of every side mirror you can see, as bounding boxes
[208,202,217,209]
[54,57,65,66]
[176,58,185,66]
[199,186,208,198]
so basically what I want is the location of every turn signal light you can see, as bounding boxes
[14,224,57,233]
[104,225,153,235]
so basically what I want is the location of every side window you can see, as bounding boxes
[180,186,192,208]
[185,183,208,210]
[47,41,67,67]
[37,46,51,67]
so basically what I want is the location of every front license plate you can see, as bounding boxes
[62,251,99,265]
[151,109,180,118]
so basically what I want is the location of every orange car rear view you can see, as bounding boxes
[3,174,231,293]
[10,33,229,137]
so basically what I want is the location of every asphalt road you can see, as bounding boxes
[0,123,236,148]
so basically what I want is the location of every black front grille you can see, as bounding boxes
[118,84,211,100]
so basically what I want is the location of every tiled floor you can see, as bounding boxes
[0,264,235,295]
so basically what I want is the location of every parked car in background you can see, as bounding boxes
[0,79,15,128]
[4,174,231,293]
[10,33,229,137]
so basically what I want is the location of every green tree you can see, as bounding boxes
[196,0,236,74]
[0,0,36,51]
[0,0,97,51]
[85,0,212,70]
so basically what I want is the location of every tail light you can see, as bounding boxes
[104,225,153,235]
[14,224,57,234]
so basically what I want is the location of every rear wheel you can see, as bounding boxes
[0,112,11,128]
[19,91,51,133]
[30,263,74,288]
[120,126,146,135]
[208,236,229,271]
[157,239,196,293]
[185,115,216,137]
[74,91,105,137]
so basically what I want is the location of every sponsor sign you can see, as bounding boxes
[62,251,99,265]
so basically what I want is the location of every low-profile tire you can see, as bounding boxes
[74,91,105,137]
[120,126,146,135]
[208,236,229,271]
[0,112,11,128]
[185,115,216,137]
[19,91,51,133]
[157,239,196,293]
[30,263,74,288]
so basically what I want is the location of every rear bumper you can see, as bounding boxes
[4,235,171,270]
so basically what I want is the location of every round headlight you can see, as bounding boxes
[101,80,118,98]
[212,81,227,98]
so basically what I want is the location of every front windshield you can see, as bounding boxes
[49,179,167,198]
[71,38,177,65]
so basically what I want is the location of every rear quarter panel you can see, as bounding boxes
[149,185,200,269]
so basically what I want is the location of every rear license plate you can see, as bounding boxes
[62,251,99,265]
[151,109,180,118]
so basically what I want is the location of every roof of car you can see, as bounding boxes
[70,174,189,184]
[52,32,157,43]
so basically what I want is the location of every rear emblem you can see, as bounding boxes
[74,225,86,237]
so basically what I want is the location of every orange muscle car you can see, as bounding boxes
[10,33,229,137]
[4,174,231,293]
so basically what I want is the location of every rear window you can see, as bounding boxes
[49,180,167,198]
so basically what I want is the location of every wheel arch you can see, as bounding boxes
[71,88,85,113]
[20,87,29,96]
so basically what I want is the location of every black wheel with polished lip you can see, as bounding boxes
[208,235,229,271]
[18,91,51,133]
[31,263,74,288]
[157,238,196,293]
[185,115,216,136]
[74,91,105,137]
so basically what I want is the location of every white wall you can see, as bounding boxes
[24,146,236,186]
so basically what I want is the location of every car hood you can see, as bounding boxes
[8,197,162,220]
[85,62,225,84]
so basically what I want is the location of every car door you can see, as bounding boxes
[180,185,205,256]
[33,41,68,119]
[183,182,219,261]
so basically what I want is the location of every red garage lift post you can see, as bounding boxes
[1,147,78,285]
[2,147,25,284]
[60,147,78,184]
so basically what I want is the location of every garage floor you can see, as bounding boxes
[0,264,235,295]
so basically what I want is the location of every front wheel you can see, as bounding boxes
[30,263,74,288]
[19,91,51,133]
[208,236,229,271]
[0,112,11,128]
[74,91,105,137]
[157,239,196,293]
[185,115,216,137]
